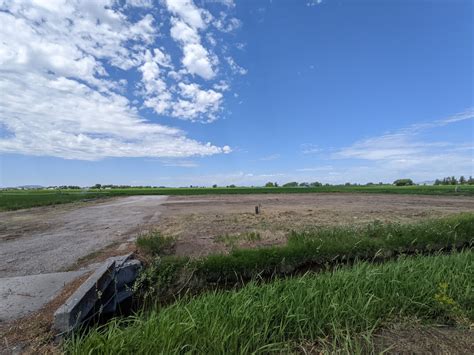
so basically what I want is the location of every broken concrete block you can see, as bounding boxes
[116,259,142,288]
[53,259,115,333]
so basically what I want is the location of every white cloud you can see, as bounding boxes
[332,110,474,180]
[172,83,223,121]
[301,143,322,154]
[166,0,216,79]
[126,0,153,7]
[259,154,280,161]
[165,0,210,30]
[307,0,323,6]
[161,159,199,168]
[214,12,241,33]
[225,56,247,75]
[0,72,228,160]
[0,0,238,160]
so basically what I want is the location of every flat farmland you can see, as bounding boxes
[155,193,474,257]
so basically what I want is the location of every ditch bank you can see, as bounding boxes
[54,213,474,333]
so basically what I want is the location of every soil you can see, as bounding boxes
[0,196,168,277]
[299,322,474,354]
[373,323,474,354]
[156,193,474,257]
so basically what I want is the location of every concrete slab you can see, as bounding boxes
[53,254,141,333]
[0,270,86,323]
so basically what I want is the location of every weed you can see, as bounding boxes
[136,231,175,257]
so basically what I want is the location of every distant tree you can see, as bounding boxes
[265,182,275,187]
[344,182,351,186]
[366,182,374,186]
[310,181,322,187]
[299,182,309,187]
[468,176,474,185]
[283,182,298,187]
[459,176,466,185]
[212,184,217,188]
[228,184,236,188]
[93,183,102,189]
[274,182,279,187]
[393,179,414,186]
[434,179,442,185]
[451,176,458,185]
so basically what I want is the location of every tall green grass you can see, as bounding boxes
[67,251,474,354]
[136,231,175,257]
[136,213,474,298]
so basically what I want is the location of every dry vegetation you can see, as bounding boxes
[156,193,474,257]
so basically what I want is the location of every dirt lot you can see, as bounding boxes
[1,193,473,276]
[0,196,168,277]
[156,193,474,257]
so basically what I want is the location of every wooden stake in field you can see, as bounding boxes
[255,204,261,214]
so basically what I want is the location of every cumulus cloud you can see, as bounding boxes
[0,72,228,160]
[166,0,216,79]
[0,0,242,160]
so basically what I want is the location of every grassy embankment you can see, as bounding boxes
[135,213,474,298]
[1,184,474,211]
[67,251,473,353]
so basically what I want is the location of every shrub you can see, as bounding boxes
[394,178,414,186]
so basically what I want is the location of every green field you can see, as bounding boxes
[1,184,473,211]
[68,251,474,354]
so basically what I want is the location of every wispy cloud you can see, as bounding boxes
[301,144,322,155]
[335,109,473,161]
[296,165,333,172]
[259,154,280,161]
[330,109,473,180]
[161,160,199,168]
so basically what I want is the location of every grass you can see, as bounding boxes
[2,184,473,211]
[215,231,262,248]
[136,231,175,257]
[0,190,107,211]
[136,213,474,298]
[66,251,474,354]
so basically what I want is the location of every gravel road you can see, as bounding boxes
[0,196,168,277]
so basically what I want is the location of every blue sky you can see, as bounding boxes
[0,0,472,187]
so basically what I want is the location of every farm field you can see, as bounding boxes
[154,193,474,257]
[1,193,473,353]
[1,184,474,211]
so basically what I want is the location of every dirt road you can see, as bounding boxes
[0,196,168,277]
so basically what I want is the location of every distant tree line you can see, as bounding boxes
[434,176,474,185]
[92,184,156,189]
[267,181,389,188]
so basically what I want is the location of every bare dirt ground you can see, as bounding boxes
[0,195,168,277]
[156,193,474,257]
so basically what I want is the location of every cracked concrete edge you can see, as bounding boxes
[53,253,139,333]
